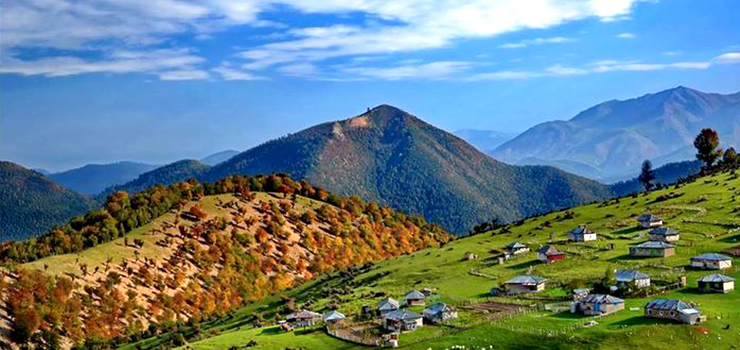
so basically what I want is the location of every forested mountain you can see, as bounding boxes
[49,161,158,195]
[204,105,613,234]
[611,160,703,196]
[0,161,92,242]
[103,159,210,197]
[200,150,239,165]
[491,87,740,181]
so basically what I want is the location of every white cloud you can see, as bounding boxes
[212,65,263,80]
[158,69,210,81]
[714,52,740,64]
[616,32,636,39]
[342,61,474,80]
[498,37,575,49]
[662,50,684,56]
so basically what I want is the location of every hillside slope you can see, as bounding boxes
[0,161,92,242]
[50,161,159,195]
[611,160,703,196]
[103,159,211,198]
[204,105,613,234]
[201,150,239,166]
[492,86,740,181]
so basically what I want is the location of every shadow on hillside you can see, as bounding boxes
[719,234,740,243]
[673,287,704,296]
[550,312,588,320]
[258,326,282,336]
[611,227,643,235]
[607,254,650,262]
[506,260,541,270]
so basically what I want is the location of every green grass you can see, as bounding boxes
[119,172,740,350]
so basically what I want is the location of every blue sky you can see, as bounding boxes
[2,0,740,171]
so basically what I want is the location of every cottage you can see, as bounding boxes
[637,214,663,228]
[462,251,478,260]
[571,294,625,316]
[378,298,400,315]
[648,227,680,242]
[287,310,323,327]
[697,274,735,293]
[383,310,423,332]
[629,241,675,258]
[615,269,651,289]
[569,225,597,242]
[423,302,458,324]
[505,242,530,255]
[572,288,590,301]
[323,310,346,325]
[405,290,426,306]
[644,299,702,324]
[537,245,566,263]
[690,253,733,270]
[503,275,547,294]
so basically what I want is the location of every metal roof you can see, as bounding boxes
[378,298,400,310]
[570,225,595,236]
[637,214,662,222]
[631,241,674,249]
[649,227,679,236]
[644,299,692,311]
[615,269,650,282]
[506,275,546,284]
[424,302,450,315]
[506,242,527,249]
[537,245,563,255]
[289,310,322,319]
[697,274,735,283]
[324,310,346,321]
[406,290,426,300]
[383,310,422,321]
[581,294,624,304]
[691,253,732,261]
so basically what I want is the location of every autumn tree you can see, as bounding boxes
[694,128,722,167]
[722,147,740,168]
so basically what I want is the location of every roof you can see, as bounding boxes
[570,225,595,236]
[697,274,735,283]
[383,310,422,321]
[631,241,674,249]
[424,302,451,314]
[615,269,650,282]
[378,298,400,311]
[289,310,322,319]
[644,299,692,311]
[573,288,589,295]
[649,227,679,236]
[537,245,563,255]
[506,242,527,249]
[637,214,662,222]
[581,294,624,304]
[506,275,546,285]
[691,253,732,261]
[324,310,346,321]
[406,290,425,300]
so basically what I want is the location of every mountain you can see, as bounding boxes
[49,161,159,195]
[102,159,210,197]
[0,161,92,242]
[611,159,703,196]
[200,150,239,165]
[203,105,613,234]
[454,129,517,153]
[491,86,740,181]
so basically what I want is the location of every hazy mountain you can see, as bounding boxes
[491,86,740,181]
[200,150,239,166]
[0,161,92,242]
[204,105,612,234]
[104,159,210,197]
[611,160,703,196]
[454,129,517,153]
[49,161,159,195]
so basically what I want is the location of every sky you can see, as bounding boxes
[2,0,740,172]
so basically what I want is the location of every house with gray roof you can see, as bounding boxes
[378,298,400,315]
[569,225,597,242]
[405,290,426,306]
[287,310,323,327]
[505,242,530,255]
[697,274,735,293]
[323,310,346,324]
[423,302,458,324]
[648,227,680,242]
[382,310,423,332]
[637,214,663,228]
[503,275,546,294]
[615,269,651,288]
[571,294,625,316]
[690,253,732,270]
[644,299,702,324]
[537,245,566,263]
[629,241,675,257]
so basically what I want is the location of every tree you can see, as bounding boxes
[637,160,655,191]
[722,147,740,168]
[694,128,722,167]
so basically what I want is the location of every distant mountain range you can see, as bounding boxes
[453,129,517,153]
[200,150,239,165]
[102,159,211,197]
[0,161,92,242]
[491,86,740,182]
[50,161,159,195]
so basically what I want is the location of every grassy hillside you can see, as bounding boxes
[124,170,740,350]
[0,161,92,242]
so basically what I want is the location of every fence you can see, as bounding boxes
[326,321,386,347]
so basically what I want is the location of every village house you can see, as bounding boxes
[462,251,478,260]
[648,227,680,242]
[637,214,663,228]
[571,294,625,316]
[323,310,346,325]
[423,302,458,324]
[629,241,675,258]
[405,290,426,306]
[382,310,423,332]
[569,225,597,242]
[690,253,733,270]
[644,299,702,324]
[697,274,735,293]
[572,288,590,301]
[378,298,400,315]
[502,275,547,294]
[505,242,530,255]
[537,245,566,263]
[615,269,651,289]
[287,310,323,327]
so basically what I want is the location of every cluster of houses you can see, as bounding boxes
[377,290,458,332]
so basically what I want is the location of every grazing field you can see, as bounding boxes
[118,171,740,350]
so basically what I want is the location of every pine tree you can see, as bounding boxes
[637,160,655,191]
